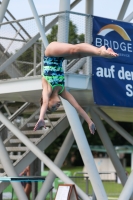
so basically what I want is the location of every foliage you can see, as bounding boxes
[46,120,133,167]
[17,42,41,63]
[47,20,84,44]
[47,25,58,43]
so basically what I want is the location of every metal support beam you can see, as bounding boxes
[45,0,82,33]
[27,0,48,48]
[57,0,70,43]
[0,137,28,200]
[0,0,10,23]
[3,104,11,116]
[0,102,30,133]
[131,153,133,171]
[33,43,37,75]
[90,107,127,186]
[41,16,45,74]
[61,100,108,200]
[93,107,133,145]
[71,0,82,10]
[85,0,93,75]
[30,158,41,199]
[0,112,91,200]
[85,0,93,14]
[68,58,86,73]
[118,171,133,200]
[117,0,131,20]
[57,0,70,72]
[124,11,133,22]
[92,191,97,200]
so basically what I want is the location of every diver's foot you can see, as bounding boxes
[100,46,119,58]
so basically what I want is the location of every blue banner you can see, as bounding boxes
[92,16,133,107]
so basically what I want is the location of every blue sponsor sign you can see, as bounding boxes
[92,16,133,107]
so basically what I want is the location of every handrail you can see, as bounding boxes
[0,10,91,26]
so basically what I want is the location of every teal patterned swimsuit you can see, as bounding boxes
[42,56,65,94]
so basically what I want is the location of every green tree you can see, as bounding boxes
[47,20,84,44]
[47,25,58,43]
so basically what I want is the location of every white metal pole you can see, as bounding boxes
[90,107,127,186]
[0,0,10,23]
[57,0,70,43]
[131,153,133,171]
[93,107,133,145]
[27,0,48,48]
[0,137,28,200]
[44,0,82,33]
[84,0,93,75]
[57,0,70,72]
[33,43,37,76]
[117,0,131,20]
[68,58,86,73]
[61,100,108,200]
[118,171,133,200]
[86,0,93,14]
[124,12,133,22]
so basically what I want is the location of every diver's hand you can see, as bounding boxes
[34,119,46,131]
[88,121,96,135]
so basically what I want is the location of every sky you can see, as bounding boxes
[6,0,133,21]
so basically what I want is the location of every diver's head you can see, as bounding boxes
[47,98,61,112]
[40,95,61,113]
